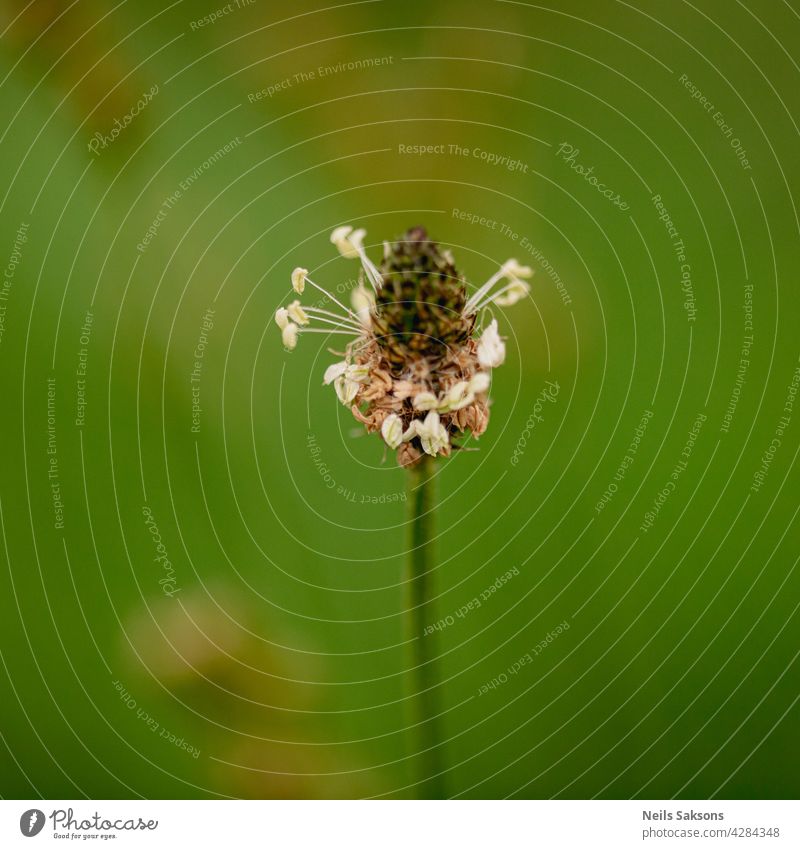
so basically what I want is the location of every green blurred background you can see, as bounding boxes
[0,0,798,799]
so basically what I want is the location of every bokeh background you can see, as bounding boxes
[1,0,798,799]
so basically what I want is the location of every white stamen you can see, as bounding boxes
[330,225,383,291]
[415,410,449,456]
[298,328,360,336]
[347,364,370,382]
[330,225,365,259]
[355,244,384,292]
[381,414,404,449]
[326,362,371,404]
[323,361,349,384]
[334,375,359,404]
[464,258,534,315]
[474,278,530,311]
[402,421,419,442]
[332,364,369,405]
[413,392,439,411]
[440,381,474,412]
[501,259,533,279]
[464,269,505,315]
[304,306,360,327]
[469,372,491,394]
[351,285,375,327]
[275,307,289,330]
[292,267,308,294]
[282,323,298,350]
[303,275,359,322]
[477,319,505,368]
[302,313,361,332]
[287,300,310,326]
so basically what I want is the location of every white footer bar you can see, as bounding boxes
[2,799,796,848]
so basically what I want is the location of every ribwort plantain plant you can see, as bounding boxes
[277,225,530,796]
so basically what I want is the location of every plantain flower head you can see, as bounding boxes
[275,225,529,466]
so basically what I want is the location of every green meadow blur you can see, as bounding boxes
[1,0,798,799]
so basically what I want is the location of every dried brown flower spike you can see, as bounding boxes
[277,225,531,466]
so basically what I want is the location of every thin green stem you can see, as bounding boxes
[406,454,445,799]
